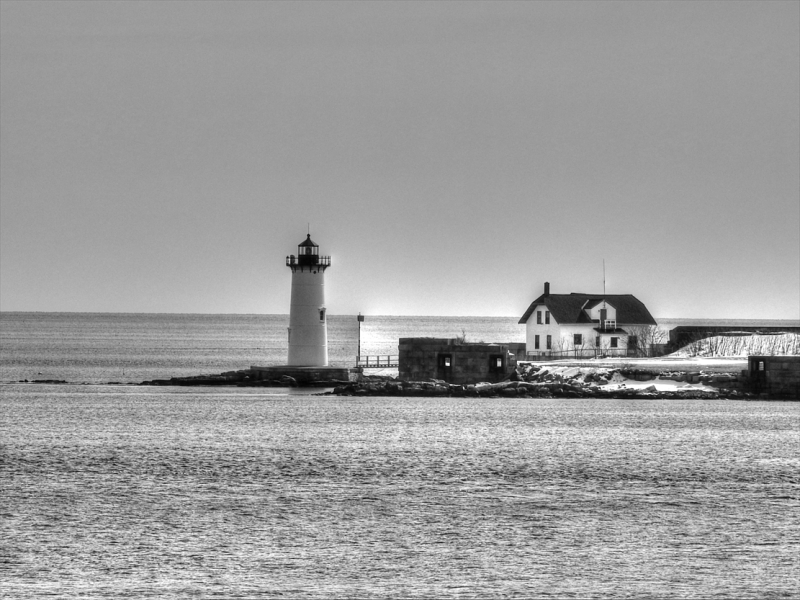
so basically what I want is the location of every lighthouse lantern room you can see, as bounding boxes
[286,234,331,366]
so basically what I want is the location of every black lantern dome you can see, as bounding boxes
[286,234,331,270]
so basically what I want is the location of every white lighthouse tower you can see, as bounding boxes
[286,234,331,366]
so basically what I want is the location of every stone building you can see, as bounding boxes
[399,338,517,385]
[747,356,800,399]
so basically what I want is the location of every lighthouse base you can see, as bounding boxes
[249,365,355,385]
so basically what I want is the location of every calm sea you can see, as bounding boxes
[2,312,798,384]
[1,313,799,597]
[0,313,529,384]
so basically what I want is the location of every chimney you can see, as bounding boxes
[544,282,550,296]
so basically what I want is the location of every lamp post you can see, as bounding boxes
[357,313,364,366]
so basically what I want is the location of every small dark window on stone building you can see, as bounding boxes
[610,337,618,348]
[574,334,582,346]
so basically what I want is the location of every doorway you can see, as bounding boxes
[437,353,453,382]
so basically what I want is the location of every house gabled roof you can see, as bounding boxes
[582,298,611,311]
[519,293,657,325]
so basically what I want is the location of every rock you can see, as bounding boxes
[475,383,495,397]
[385,382,402,394]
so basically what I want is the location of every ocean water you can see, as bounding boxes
[1,313,799,597]
[3,313,798,385]
[2,386,799,598]
[0,313,527,383]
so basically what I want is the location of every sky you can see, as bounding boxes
[1,1,798,319]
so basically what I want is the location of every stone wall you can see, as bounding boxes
[399,337,517,385]
[746,356,800,399]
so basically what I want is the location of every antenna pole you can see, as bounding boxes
[603,259,606,307]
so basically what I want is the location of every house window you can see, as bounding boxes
[545,311,550,324]
[534,335,540,350]
[574,334,582,346]
[610,337,618,348]
[595,336,600,347]
[628,335,638,349]
[546,335,552,350]
[537,311,542,324]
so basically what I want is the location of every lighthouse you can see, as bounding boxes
[286,234,331,366]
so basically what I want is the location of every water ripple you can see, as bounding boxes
[2,387,799,598]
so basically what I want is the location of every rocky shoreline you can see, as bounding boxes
[13,364,762,399]
[138,370,348,388]
[329,364,755,399]
[330,379,746,399]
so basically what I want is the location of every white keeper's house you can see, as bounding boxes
[519,282,659,358]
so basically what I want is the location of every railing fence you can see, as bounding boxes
[356,355,399,368]
[525,345,668,361]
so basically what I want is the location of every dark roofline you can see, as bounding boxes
[298,234,318,247]
[519,293,657,326]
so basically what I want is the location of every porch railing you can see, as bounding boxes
[525,345,667,361]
